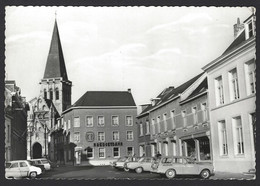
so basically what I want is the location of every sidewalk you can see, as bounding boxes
[211,171,255,180]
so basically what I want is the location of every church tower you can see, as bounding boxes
[40,18,72,115]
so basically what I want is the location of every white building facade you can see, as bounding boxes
[202,15,256,173]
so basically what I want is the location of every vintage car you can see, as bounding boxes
[27,160,46,173]
[151,156,214,179]
[5,160,42,179]
[30,158,51,171]
[114,156,141,171]
[124,157,156,173]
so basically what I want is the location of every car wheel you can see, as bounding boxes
[135,167,143,174]
[165,169,176,179]
[29,171,37,179]
[200,169,210,179]
[124,167,130,172]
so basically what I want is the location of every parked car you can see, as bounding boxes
[27,160,46,173]
[151,156,214,179]
[5,160,42,179]
[30,158,51,171]
[124,157,156,173]
[114,156,141,171]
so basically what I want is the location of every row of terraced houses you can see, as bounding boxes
[136,15,256,173]
[12,13,255,175]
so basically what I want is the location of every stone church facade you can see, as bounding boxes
[27,19,72,161]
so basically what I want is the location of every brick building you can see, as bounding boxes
[5,80,28,161]
[60,90,138,165]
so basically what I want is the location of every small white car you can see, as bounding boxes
[5,160,42,179]
[30,158,51,171]
[124,157,156,173]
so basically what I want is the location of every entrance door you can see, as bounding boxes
[33,142,42,159]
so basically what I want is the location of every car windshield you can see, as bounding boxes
[138,157,145,162]
[42,160,49,164]
[5,163,11,168]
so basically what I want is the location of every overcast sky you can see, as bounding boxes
[5,6,252,109]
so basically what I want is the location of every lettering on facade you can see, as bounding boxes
[93,142,123,147]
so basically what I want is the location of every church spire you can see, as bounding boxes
[43,18,68,80]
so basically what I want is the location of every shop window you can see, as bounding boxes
[87,147,93,158]
[215,76,224,106]
[198,137,211,160]
[86,116,93,127]
[99,148,105,158]
[232,116,244,155]
[126,116,133,126]
[218,120,228,155]
[113,147,120,158]
[98,116,105,126]
[126,131,133,141]
[127,147,133,156]
[229,68,240,101]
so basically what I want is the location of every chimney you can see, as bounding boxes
[233,17,244,39]
[127,88,131,93]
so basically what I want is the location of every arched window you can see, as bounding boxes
[49,89,53,100]
[43,89,47,99]
[42,105,46,111]
[55,88,59,100]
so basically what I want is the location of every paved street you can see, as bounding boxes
[39,165,255,180]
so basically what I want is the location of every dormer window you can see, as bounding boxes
[244,15,256,39]
[248,21,253,38]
